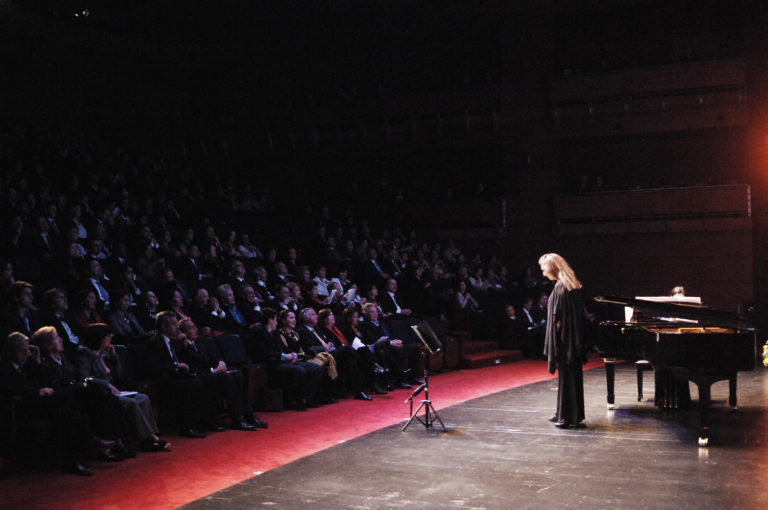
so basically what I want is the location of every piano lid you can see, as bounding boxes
[594,295,755,331]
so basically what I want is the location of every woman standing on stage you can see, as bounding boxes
[539,253,586,429]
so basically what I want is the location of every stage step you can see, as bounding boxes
[462,349,524,369]
[462,340,498,354]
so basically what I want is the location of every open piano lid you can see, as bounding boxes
[594,295,755,331]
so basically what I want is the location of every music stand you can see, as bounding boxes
[402,321,446,431]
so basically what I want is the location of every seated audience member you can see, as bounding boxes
[267,261,292,290]
[519,297,544,358]
[380,277,413,319]
[275,309,323,409]
[84,258,113,313]
[236,283,264,326]
[41,288,81,354]
[176,318,267,430]
[358,303,422,389]
[251,307,318,410]
[189,287,226,336]
[3,281,42,338]
[158,268,191,305]
[31,326,127,462]
[298,307,370,401]
[115,265,144,307]
[143,311,208,438]
[362,248,390,286]
[237,233,262,260]
[286,282,304,311]
[106,291,148,344]
[75,323,170,452]
[227,259,252,290]
[216,283,258,335]
[164,289,191,322]
[135,290,160,334]
[270,283,298,312]
[317,308,386,396]
[0,332,94,475]
[313,264,331,296]
[251,265,273,302]
[72,289,105,333]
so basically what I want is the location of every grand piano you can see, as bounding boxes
[594,295,757,446]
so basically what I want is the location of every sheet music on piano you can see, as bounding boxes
[625,295,702,323]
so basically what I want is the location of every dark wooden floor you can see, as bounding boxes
[181,363,768,509]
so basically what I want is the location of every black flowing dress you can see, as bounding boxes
[543,280,586,425]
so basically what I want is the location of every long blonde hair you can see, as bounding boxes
[538,253,582,291]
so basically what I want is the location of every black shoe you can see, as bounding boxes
[396,381,413,390]
[554,421,571,429]
[408,378,425,386]
[354,391,373,401]
[548,415,558,423]
[232,421,258,431]
[372,382,388,395]
[572,422,587,429]
[246,416,269,429]
[113,440,137,458]
[98,450,125,462]
[63,461,93,476]
[180,428,207,438]
[204,424,226,432]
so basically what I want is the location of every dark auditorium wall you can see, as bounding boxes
[498,0,764,318]
[2,0,768,320]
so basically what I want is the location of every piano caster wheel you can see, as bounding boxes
[698,437,709,447]
[607,403,615,410]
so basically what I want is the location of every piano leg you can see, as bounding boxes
[693,379,712,447]
[635,361,652,402]
[728,376,738,409]
[604,359,616,410]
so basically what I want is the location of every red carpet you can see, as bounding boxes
[0,357,604,510]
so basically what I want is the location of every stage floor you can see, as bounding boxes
[181,363,768,509]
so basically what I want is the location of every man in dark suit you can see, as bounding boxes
[41,288,81,356]
[358,303,422,389]
[2,281,42,339]
[83,259,112,313]
[176,318,266,430]
[143,311,208,438]
[379,278,413,319]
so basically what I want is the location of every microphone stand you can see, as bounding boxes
[402,350,445,431]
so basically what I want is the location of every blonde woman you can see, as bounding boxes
[538,253,586,429]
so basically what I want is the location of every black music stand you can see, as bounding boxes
[402,321,446,432]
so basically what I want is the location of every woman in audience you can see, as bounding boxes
[72,289,104,333]
[165,289,191,321]
[75,323,170,452]
[106,291,148,345]
[317,308,386,395]
[275,309,322,409]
